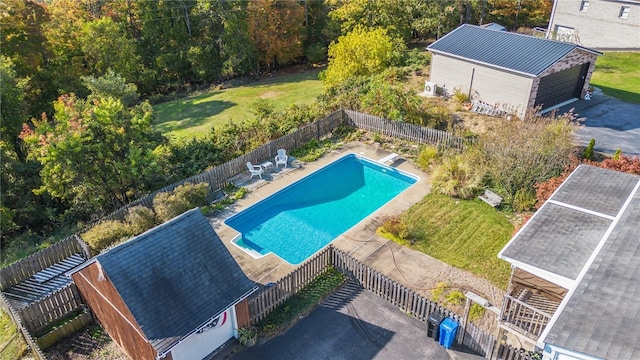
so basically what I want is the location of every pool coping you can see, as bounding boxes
[207,141,432,284]
[224,153,421,264]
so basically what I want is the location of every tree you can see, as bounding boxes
[247,0,306,71]
[82,71,139,107]
[324,26,405,88]
[488,0,553,30]
[410,0,460,39]
[79,17,142,84]
[329,0,413,42]
[0,0,57,118]
[0,56,28,162]
[43,0,93,98]
[20,93,167,218]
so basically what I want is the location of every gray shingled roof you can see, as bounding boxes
[427,24,598,76]
[499,165,640,359]
[96,208,256,355]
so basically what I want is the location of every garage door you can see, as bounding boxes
[534,63,589,110]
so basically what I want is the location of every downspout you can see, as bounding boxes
[546,0,559,39]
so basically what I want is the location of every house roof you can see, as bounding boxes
[499,165,640,359]
[427,24,600,76]
[95,208,256,356]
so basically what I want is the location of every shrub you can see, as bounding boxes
[613,149,622,161]
[379,215,409,240]
[153,182,208,223]
[445,290,466,306]
[452,88,470,104]
[431,154,484,199]
[417,145,440,171]
[431,282,447,302]
[468,303,486,322]
[82,220,133,252]
[513,188,537,212]
[401,48,430,69]
[480,109,577,199]
[305,42,327,63]
[124,206,156,235]
[583,138,595,160]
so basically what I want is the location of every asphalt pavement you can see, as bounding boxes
[218,280,484,360]
[557,91,640,157]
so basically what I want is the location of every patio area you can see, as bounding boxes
[208,141,503,309]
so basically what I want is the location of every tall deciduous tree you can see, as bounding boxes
[247,0,306,71]
[20,91,166,217]
[79,17,142,84]
[324,26,405,88]
[329,0,413,41]
[0,0,57,118]
[44,0,93,98]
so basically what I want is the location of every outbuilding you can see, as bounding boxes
[427,24,601,118]
[69,208,257,360]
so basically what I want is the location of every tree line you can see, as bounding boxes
[1,0,553,264]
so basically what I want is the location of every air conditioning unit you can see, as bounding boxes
[424,81,437,96]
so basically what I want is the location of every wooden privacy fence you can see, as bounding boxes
[0,293,48,360]
[248,245,498,358]
[99,109,346,224]
[0,235,90,291]
[343,109,469,150]
[17,283,84,335]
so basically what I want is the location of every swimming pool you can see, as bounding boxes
[225,154,418,264]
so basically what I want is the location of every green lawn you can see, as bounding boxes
[590,52,640,104]
[153,68,324,138]
[395,194,514,288]
[0,311,28,360]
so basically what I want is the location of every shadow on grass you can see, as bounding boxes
[154,96,236,133]
[591,84,640,104]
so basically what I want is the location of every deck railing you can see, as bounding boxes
[500,295,552,340]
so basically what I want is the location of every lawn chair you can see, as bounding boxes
[247,162,264,179]
[275,149,288,168]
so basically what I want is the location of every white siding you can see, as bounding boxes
[429,53,534,118]
[171,308,235,360]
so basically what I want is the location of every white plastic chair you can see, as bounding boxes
[275,149,288,168]
[247,162,264,179]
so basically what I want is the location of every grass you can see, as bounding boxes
[590,52,640,104]
[153,68,324,138]
[386,193,514,288]
[0,310,28,360]
[255,267,345,337]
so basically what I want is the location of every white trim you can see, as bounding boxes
[156,286,259,360]
[75,270,148,341]
[545,200,616,220]
[501,258,574,290]
[539,176,640,347]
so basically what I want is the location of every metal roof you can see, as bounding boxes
[499,165,640,359]
[427,24,600,76]
[96,208,256,355]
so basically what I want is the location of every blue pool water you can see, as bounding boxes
[225,154,418,264]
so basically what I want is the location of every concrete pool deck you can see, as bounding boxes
[209,141,503,307]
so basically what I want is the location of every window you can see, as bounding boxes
[580,0,589,12]
[619,6,630,19]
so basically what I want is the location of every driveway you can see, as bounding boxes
[220,280,484,360]
[558,91,640,156]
